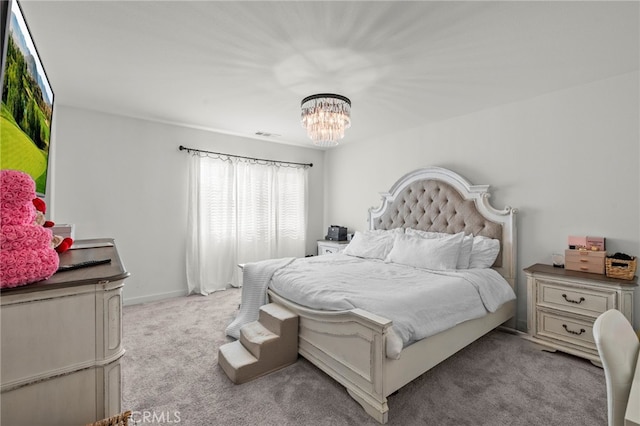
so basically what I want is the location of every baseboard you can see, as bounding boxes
[124,289,189,306]
[498,325,528,337]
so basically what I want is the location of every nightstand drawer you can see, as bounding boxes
[538,281,615,318]
[319,245,340,255]
[537,310,596,350]
[317,240,348,255]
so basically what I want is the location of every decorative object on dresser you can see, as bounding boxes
[524,263,637,366]
[0,238,128,425]
[564,235,607,274]
[0,169,60,288]
[317,239,349,255]
[568,235,606,251]
[565,249,606,274]
[605,252,637,281]
[551,253,565,268]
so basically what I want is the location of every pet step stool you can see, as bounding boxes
[218,303,298,384]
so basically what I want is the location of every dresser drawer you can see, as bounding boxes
[565,250,605,274]
[537,310,596,351]
[538,281,615,318]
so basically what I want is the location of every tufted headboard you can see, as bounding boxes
[369,167,517,288]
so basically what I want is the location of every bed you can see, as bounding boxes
[238,167,517,423]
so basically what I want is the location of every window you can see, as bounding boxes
[186,154,307,295]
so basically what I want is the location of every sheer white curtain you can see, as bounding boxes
[186,154,307,295]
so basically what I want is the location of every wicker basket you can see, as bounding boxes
[605,257,637,280]
[85,410,132,426]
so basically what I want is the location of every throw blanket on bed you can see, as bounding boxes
[225,257,295,339]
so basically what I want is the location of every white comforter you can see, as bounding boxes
[269,254,515,359]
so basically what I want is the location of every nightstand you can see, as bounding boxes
[524,263,637,365]
[317,240,349,255]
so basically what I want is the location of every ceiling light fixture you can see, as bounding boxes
[300,94,351,147]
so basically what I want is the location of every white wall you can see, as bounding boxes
[47,72,639,329]
[324,72,640,331]
[50,107,325,305]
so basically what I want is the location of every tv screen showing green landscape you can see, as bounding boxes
[1,0,54,197]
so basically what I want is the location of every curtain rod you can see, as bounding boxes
[178,145,313,168]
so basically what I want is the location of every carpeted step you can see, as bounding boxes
[219,302,299,385]
[217,340,258,384]
[259,303,298,336]
[240,321,279,359]
[255,303,299,368]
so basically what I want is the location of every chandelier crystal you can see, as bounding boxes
[300,94,351,147]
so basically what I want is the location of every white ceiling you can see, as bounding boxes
[19,1,639,148]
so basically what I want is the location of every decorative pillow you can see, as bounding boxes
[468,235,501,269]
[343,229,401,260]
[405,228,473,269]
[387,232,464,270]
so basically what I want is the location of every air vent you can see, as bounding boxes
[255,131,281,138]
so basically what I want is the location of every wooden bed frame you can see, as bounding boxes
[267,167,517,424]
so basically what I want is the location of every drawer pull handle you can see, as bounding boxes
[562,324,586,336]
[562,294,585,304]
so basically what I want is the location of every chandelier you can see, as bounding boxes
[300,94,351,147]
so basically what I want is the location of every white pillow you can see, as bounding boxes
[405,228,473,269]
[468,235,501,269]
[343,229,400,260]
[405,228,445,239]
[387,232,464,270]
[457,235,474,269]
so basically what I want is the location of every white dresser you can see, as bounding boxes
[317,239,349,255]
[524,263,636,365]
[1,238,129,425]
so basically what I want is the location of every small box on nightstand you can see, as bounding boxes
[565,249,606,274]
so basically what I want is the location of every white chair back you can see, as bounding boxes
[593,309,639,426]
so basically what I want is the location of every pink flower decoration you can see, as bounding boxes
[0,248,59,288]
[0,169,59,288]
[1,203,36,226]
[0,170,36,207]
[1,224,52,251]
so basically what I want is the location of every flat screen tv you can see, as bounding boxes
[1,0,54,197]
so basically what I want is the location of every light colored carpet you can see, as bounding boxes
[122,288,607,425]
